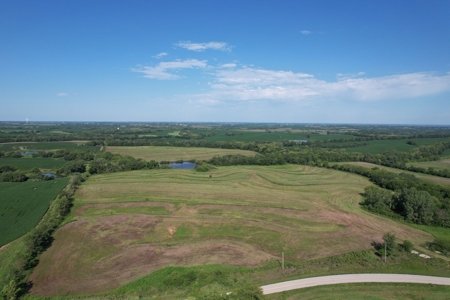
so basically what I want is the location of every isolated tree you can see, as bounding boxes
[382,232,397,255]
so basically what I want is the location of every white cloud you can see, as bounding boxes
[300,30,311,35]
[195,68,450,103]
[153,52,168,59]
[57,92,68,97]
[132,59,208,80]
[336,72,366,80]
[176,41,231,52]
[220,63,237,68]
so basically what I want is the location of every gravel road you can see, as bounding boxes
[261,274,450,294]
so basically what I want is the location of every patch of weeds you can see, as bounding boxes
[173,227,193,238]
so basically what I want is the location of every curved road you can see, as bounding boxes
[261,274,450,294]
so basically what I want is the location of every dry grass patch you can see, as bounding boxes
[105,146,257,161]
[29,214,272,296]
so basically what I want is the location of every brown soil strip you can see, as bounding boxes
[29,213,272,296]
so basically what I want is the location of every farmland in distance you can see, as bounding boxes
[0,157,67,171]
[105,146,257,161]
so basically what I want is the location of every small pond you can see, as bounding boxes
[40,172,58,178]
[21,151,38,155]
[169,162,197,169]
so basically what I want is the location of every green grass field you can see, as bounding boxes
[105,146,257,161]
[0,236,27,288]
[406,159,450,171]
[0,141,99,152]
[345,138,450,154]
[441,149,450,157]
[0,157,67,170]
[0,179,69,247]
[336,162,450,186]
[200,130,355,143]
[266,282,450,300]
[27,165,436,297]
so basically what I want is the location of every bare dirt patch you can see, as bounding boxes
[29,213,272,297]
[167,225,177,236]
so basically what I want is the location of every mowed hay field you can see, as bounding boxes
[407,159,450,171]
[339,162,450,186]
[106,146,257,161]
[28,165,432,296]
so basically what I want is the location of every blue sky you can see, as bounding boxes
[1,0,449,124]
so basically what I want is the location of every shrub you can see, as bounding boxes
[403,240,414,252]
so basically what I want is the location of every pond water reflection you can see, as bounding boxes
[169,162,196,169]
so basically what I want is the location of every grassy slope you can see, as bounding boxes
[0,179,69,246]
[105,146,257,161]
[337,162,450,186]
[406,158,450,171]
[28,165,436,297]
[0,237,26,287]
[0,157,67,170]
[345,137,450,154]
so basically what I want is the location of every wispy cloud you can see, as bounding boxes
[132,59,207,80]
[336,72,366,80]
[153,52,168,59]
[220,63,237,68]
[175,41,232,52]
[195,68,450,103]
[300,30,311,35]
[57,92,68,97]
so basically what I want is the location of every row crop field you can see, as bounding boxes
[105,146,257,161]
[0,157,67,170]
[28,165,433,296]
[0,178,69,246]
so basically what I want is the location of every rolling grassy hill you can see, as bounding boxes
[28,165,433,297]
